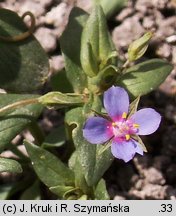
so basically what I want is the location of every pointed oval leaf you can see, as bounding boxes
[60,7,88,93]
[68,151,91,195]
[81,6,116,77]
[24,140,74,188]
[0,9,49,93]
[0,94,43,151]
[0,158,22,173]
[93,0,127,18]
[117,59,173,97]
[65,104,113,187]
[94,179,109,200]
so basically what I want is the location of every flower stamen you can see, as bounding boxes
[112,122,117,127]
[133,123,140,128]
[122,112,127,119]
[125,134,130,140]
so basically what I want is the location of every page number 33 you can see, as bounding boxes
[159,204,172,213]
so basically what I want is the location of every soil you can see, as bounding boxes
[0,0,176,200]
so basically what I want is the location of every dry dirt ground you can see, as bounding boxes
[0,0,176,200]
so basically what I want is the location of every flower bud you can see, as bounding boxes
[128,31,153,62]
[38,92,84,108]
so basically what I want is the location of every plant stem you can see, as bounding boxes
[0,98,39,115]
[122,59,130,69]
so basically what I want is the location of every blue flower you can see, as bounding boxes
[83,86,161,162]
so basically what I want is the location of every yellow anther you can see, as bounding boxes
[125,134,130,140]
[122,112,127,119]
[112,122,117,127]
[133,123,140,128]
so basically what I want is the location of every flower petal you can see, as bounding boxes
[133,139,144,155]
[104,86,129,120]
[130,108,161,135]
[83,117,113,144]
[111,139,143,162]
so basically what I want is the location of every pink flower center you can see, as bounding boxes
[110,112,139,141]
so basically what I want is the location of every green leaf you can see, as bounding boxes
[24,140,74,188]
[78,194,88,200]
[20,181,41,200]
[0,94,43,151]
[42,125,66,148]
[81,6,116,77]
[132,135,147,152]
[94,179,109,200]
[0,9,49,93]
[49,185,77,198]
[66,108,91,194]
[117,59,173,97]
[128,96,140,118]
[68,151,92,195]
[65,103,113,187]
[0,158,22,173]
[93,0,127,18]
[50,69,73,93]
[0,184,14,200]
[60,7,88,93]
[38,91,85,109]
[82,42,99,77]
